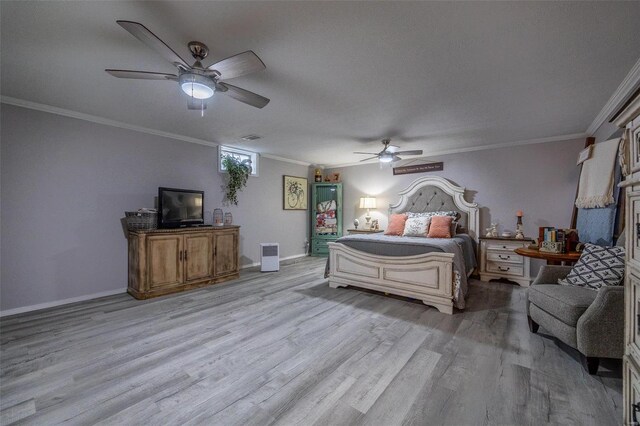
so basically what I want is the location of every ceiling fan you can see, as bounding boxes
[105,21,269,112]
[354,139,423,163]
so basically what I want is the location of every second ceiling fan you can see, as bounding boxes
[106,21,270,112]
[354,139,423,163]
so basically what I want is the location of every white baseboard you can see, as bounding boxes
[0,288,127,318]
[241,253,308,269]
[2,253,309,317]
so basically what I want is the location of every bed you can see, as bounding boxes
[327,176,479,314]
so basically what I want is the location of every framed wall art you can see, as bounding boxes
[283,175,308,210]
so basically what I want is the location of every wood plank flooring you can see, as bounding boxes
[0,257,621,425]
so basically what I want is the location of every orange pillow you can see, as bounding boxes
[385,214,408,236]
[428,215,453,238]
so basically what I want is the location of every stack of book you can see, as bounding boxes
[537,227,580,253]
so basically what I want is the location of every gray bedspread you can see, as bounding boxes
[325,233,477,309]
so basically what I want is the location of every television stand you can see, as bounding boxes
[127,226,239,299]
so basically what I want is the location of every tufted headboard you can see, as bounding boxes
[389,176,480,240]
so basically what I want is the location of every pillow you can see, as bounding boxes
[407,211,459,219]
[428,215,453,238]
[384,213,408,236]
[450,220,458,236]
[558,243,625,290]
[403,216,431,237]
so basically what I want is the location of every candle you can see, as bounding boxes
[516,210,523,217]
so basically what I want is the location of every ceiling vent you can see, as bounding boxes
[241,135,261,141]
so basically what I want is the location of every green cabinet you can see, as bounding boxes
[310,183,343,257]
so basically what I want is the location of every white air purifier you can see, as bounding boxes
[260,243,279,272]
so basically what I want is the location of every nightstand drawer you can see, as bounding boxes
[485,241,525,251]
[486,261,524,277]
[486,251,523,264]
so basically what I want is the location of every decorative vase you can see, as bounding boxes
[224,212,233,225]
[354,219,359,229]
[213,208,224,226]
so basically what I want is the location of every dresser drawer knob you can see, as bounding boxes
[498,266,510,272]
[502,245,507,249]
[498,254,511,260]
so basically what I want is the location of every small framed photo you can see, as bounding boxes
[329,173,341,183]
[283,175,308,210]
[577,145,593,165]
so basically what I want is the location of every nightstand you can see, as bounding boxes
[347,229,384,235]
[479,236,534,287]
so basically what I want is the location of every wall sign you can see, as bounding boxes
[393,162,444,175]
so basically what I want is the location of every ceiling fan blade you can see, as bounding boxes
[353,151,379,155]
[386,145,401,153]
[106,69,178,80]
[394,150,423,156]
[360,156,379,162]
[218,83,270,109]
[392,155,402,162]
[116,20,190,70]
[187,98,207,110]
[207,51,265,80]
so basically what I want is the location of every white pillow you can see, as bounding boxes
[402,216,431,237]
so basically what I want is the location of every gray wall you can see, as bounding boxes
[0,105,308,311]
[326,138,585,276]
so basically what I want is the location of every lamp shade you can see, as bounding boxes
[359,196,377,209]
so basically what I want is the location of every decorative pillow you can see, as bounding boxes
[403,216,431,237]
[428,215,453,238]
[558,243,625,289]
[384,213,408,236]
[407,211,459,219]
[450,220,459,236]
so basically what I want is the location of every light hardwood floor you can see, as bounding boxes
[1,257,621,425]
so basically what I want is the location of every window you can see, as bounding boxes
[218,146,259,177]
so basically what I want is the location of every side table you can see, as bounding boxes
[346,229,384,235]
[479,236,534,287]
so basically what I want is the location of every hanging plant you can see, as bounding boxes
[221,155,251,206]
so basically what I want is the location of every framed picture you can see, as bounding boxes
[283,175,308,210]
[577,145,593,165]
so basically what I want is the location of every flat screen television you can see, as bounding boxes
[158,187,204,228]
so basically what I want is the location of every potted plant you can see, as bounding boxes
[221,155,251,205]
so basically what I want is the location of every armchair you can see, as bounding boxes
[526,265,624,374]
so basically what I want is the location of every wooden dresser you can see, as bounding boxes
[479,236,534,287]
[617,93,640,425]
[127,226,239,299]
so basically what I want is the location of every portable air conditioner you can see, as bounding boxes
[260,243,279,272]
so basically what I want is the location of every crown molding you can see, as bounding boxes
[587,56,640,136]
[1,96,220,148]
[327,132,588,169]
[0,96,310,167]
[261,153,311,166]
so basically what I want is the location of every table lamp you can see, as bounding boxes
[359,196,377,227]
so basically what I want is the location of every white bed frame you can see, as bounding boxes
[328,176,479,314]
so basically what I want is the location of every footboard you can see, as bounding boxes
[327,242,455,314]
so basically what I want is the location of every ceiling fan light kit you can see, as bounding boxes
[355,138,423,165]
[179,73,215,99]
[106,20,269,112]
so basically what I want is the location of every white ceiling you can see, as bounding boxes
[2,1,640,166]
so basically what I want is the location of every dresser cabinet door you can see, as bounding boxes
[184,233,213,283]
[214,230,238,277]
[146,235,183,289]
[630,119,640,174]
[628,195,640,273]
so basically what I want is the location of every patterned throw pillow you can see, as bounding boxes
[384,213,408,236]
[559,243,625,289]
[407,211,459,219]
[402,216,431,237]
[428,215,453,238]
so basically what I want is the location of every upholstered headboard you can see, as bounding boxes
[389,176,480,240]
